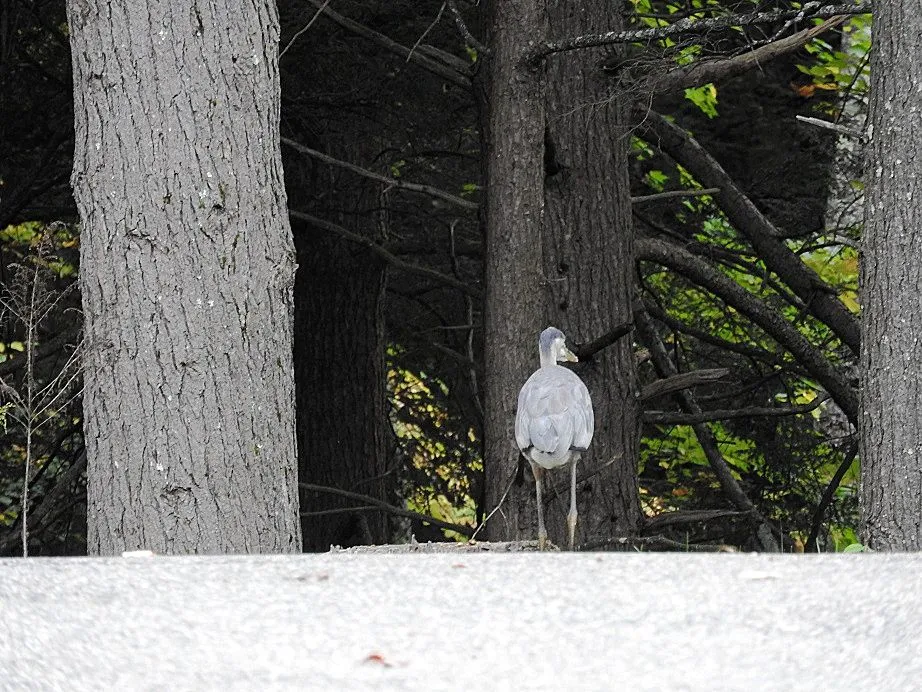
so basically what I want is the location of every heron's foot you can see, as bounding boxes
[537,528,548,552]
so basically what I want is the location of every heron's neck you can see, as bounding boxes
[539,348,556,368]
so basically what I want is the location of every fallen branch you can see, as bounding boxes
[580,535,738,552]
[643,508,751,533]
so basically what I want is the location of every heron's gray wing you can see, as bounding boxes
[515,368,583,455]
[571,376,594,450]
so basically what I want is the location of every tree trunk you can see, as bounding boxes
[292,210,389,551]
[540,1,642,543]
[860,1,922,550]
[481,0,549,542]
[69,0,301,554]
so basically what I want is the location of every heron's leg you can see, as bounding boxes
[567,457,579,551]
[529,460,547,551]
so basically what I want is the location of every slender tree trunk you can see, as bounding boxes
[481,0,548,542]
[860,1,922,550]
[540,0,642,543]
[69,0,301,554]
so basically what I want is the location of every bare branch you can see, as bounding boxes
[527,2,871,63]
[281,137,478,212]
[580,535,739,552]
[299,482,474,538]
[643,509,751,533]
[645,393,830,425]
[632,187,721,205]
[447,0,488,55]
[303,0,471,87]
[796,115,868,142]
[571,321,634,361]
[290,210,482,299]
[641,368,730,401]
[279,0,330,60]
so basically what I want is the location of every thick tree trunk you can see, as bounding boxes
[292,212,388,551]
[481,0,548,542]
[540,1,642,543]
[69,0,301,554]
[860,1,922,550]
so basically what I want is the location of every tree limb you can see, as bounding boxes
[527,2,870,63]
[632,187,721,205]
[651,16,848,94]
[637,236,858,422]
[645,393,829,425]
[636,111,860,356]
[281,137,478,211]
[290,210,482,299]
[303,0,472,88]
[571,321,634,361]
[641,368,730,401]
[805,438,858,552]
[299,482,475,538]
[643,509,750,533]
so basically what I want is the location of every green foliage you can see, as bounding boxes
[684,83,719,119]
[387,345,480,541]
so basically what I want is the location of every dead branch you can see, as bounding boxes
[805,438,859,552]
[303,0,472,88]
[643,509,751,533]
[571,321,635,361]
[641,368,730,401]
[632,187,721,205]
[645,393,830,425]
[281,137,478,212]
[527,2,870,63]
[290,210,482,300]
[299,482,475,538]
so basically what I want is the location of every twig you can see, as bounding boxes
[795,115,868,142]
[298,482,474,537]
[470,467,517,541]
[447,0,488,55]
[279,0,331,61]
[281,137,478,211]
[632,187,721,205]
[645,393,829,425]
[290,210,481,299]
[407,2,445,63]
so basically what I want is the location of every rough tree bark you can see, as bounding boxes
[540,0,642,542]
[860,1,922,550]
[69,0,301,554]
[481,0,549,542]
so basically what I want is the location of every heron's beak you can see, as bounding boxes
[562,345,578,362]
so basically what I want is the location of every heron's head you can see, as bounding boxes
[539,326,578,366]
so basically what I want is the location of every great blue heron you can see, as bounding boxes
[515,327,594,550]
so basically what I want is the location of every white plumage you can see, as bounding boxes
[515,327,594,550]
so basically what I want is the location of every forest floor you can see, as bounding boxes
[2,550,920,690]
